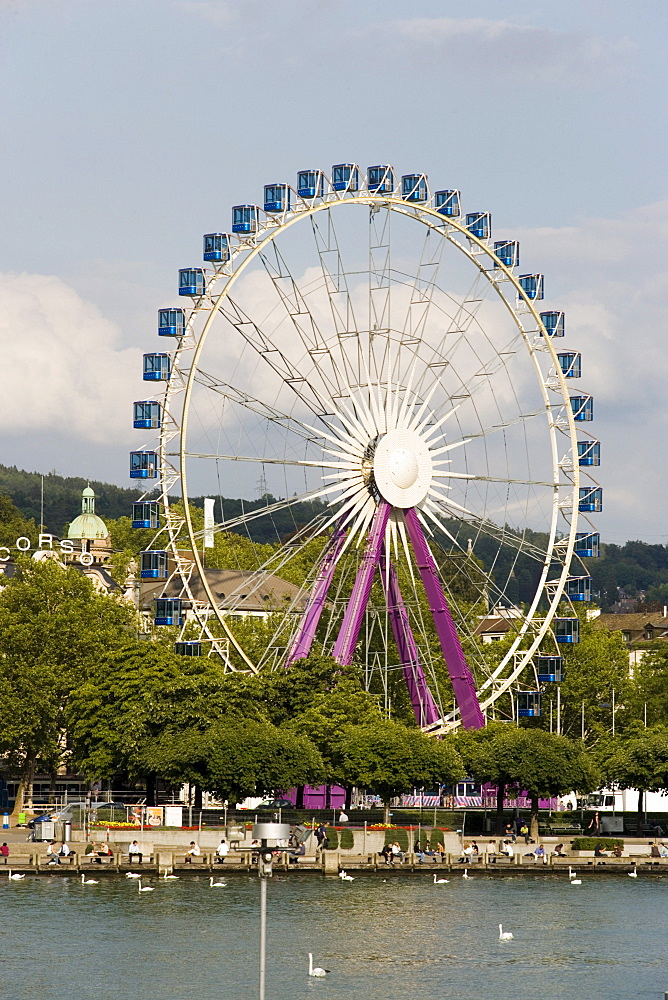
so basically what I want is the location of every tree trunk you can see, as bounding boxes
[11,757,35,821]
[146,774,157,807]
[383,799,391,824]
[345,786,353,810]
[637,788,644,836]
[295,786,305,809]
[529,794,540,842]
[194,784,203,812]
[495,783,506,835]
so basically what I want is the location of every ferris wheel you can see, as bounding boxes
[131,163,601,733]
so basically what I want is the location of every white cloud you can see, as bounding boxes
[0,273,140,445]
[375,17,635,84]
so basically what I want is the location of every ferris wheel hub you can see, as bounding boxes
[373,428,432,508]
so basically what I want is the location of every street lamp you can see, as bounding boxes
[253,822,290,1000]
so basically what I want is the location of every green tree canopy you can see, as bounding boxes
[594,729,668,833]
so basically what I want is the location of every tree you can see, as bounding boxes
[338,720,464,822]
[558,616,631,739]
[459,726,599,839]
[595,729,668,834]
[0,558,137,814]
[140,721,325,802]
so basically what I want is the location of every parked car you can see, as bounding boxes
[258,799,294,809]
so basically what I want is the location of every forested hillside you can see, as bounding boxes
[2,463,666,610]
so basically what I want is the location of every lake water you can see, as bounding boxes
[2,871,667,1000]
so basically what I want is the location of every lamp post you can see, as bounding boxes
[253,822,289,1000]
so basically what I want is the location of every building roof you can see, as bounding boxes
[473,616,518,637]
[142,568,308,614]
[591,613,668,632]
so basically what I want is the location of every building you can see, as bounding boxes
[141,566,309,620]
[590,611,668,669]
[473,605,524,643]
[66,485,112,566]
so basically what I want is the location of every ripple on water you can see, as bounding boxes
[1,873,667,1000]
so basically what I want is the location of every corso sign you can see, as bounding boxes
[0,535,95,567]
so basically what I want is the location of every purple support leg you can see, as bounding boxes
[285,524,348,666]
[404,508,485,730]
[332,501,391,666]
[380,550,441,727]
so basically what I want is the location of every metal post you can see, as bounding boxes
[612,689,616,736]
[557,686,561,736]
[259,876,267,1000]
[581,701,585,741]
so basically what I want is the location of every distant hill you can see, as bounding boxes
[0,465,141,535]
[2,464,667,611]
[0,465,326,543]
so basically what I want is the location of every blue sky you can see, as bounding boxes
[0,0,666,542]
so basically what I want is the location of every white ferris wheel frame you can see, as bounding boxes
[147,178,592,730]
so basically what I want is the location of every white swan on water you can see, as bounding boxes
[338,870,354,881]
[308,954,329,977]
[462,869,472,879]
[433,874,449,884]
[628,865,638,878]
[8,871,25,880]
[209,876,226,887]
[162,873,179,880]
[125,872,141,879]
[137,879,154,892]
[568,867,582,885]
[499,924,514,941]
[81,874,99,885]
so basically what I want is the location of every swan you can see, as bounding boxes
[137,879,154,892]
[568,868,582,885]
[308,953,329,977]
[499,924,514,941]
[628,866,638,878]
[81,874,99,885]
[433,874,449,884]
[162,872,179,880]
[8,870,25,880]
[209,876,226,887]
[125,872,141,879]
[462,869,472,879]
[338,870,354,881]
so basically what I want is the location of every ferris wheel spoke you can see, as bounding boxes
[188,489,328,542]
[177,451,346,470]
[192,369,318,444]
[215,294,337,422]
[426,498,552,565]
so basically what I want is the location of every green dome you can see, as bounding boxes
[67,485,108,540]
[67,513,109,541]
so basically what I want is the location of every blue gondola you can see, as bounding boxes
[575,532,601,558]
[517,691,542,717]
[570,395,593,421]
[263,184,291,213]
[557,351,581,378]
[130,451,158,479]
[537,656,564,683]
[158,308,185,337]
[367,165,394,194]
[140,550,168,579]
[577,440,600,466]
[232,205,259,234]
[331,163,360,192]
[179,268,205,297]
[579,487,602,512]
[132,501,160,530]
[539,310,565,337]
[143,353,171,381]
[297,170,324,198]
[203,233,230,263]
[434,190,461,217]
[565,576,592,602]
[518,273,544,300]
[175,641,202,657]
[401,174,428,202]
[493,241,519,267]
[133,400,161,430]
[465,212,491,239]
[554,617,580,643]
[155,597,183,626]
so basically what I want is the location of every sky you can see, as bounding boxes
[0,0,666,544]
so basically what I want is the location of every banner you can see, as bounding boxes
[203,498,215,549]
